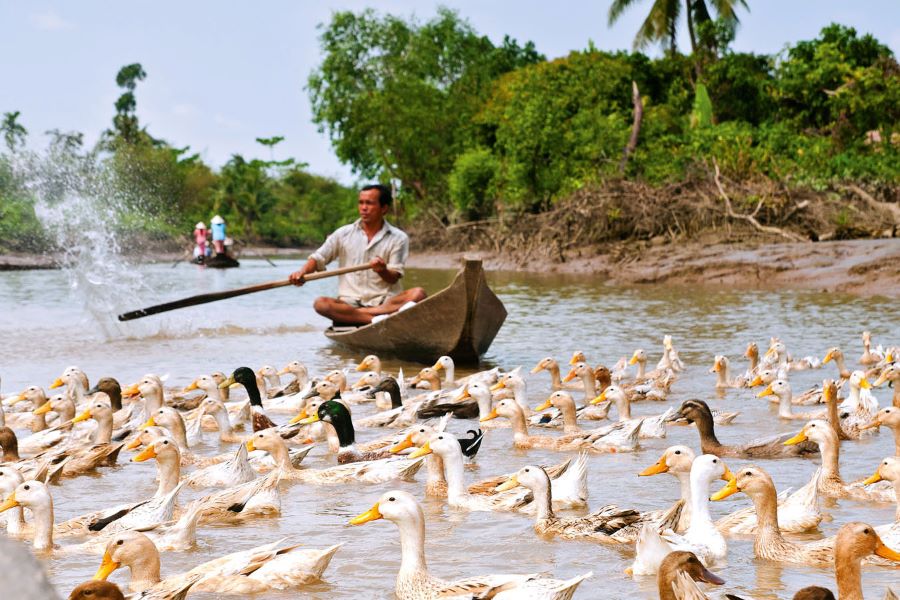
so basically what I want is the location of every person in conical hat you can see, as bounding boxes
[192,222,209,259]
[210,215,226,255]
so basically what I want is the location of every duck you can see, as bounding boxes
[710,355,745,389]
[278,360,310,391]
[182,442,256,489]
[498,463,679,545]
[355,378,418,428]
[629,455,731,575]
[67,581,128,600]
[862,406,900,455]
[824,347,852,380]
[220,367,276,431]
[659,335,686,372]
[196,396,245,443]
[132,436,184,498]
[860,331,886,367]
[246,428,424,485]
[559,362,611,419]
[433,381,504,425]
[409,367,443,392]
[182,374,249,430]
[122,375,166,422]
[785,420,896,502]
[481,398,641,452]
[656,551,725,600]
[874,362,900,408]
[757,380,824,420]
[741,342,761,384]
[407,435,535,512]
[669,399,818,458]
[54,401,125,477]
[50,366,91,405]
[810,522,900,600]
[4,385,51,431]
[0,466,26,536]
[532,357,581,391]
[532,391,602,433]
[92,530,340,595]
[639,445,822,536]
[710,465,835,565]
[390,425,585,507]
[349,490,591,600]
[88,378,123,412]
[0,479,56,552]
[297,399,399,463]
[864,456,900,521]
[838,371,879,433]
[629,348,671,384]
[589,385,675,438]
[489,372,531,416]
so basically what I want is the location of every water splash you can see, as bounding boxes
[13,147,148,339]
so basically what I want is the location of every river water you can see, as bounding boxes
[0,258,898,599]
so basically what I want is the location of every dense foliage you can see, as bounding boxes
[1,10,898,254]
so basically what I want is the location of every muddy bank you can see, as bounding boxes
[407,238,900,297]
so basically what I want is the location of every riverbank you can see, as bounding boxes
[4,238,899,297]
[407,237,900,297]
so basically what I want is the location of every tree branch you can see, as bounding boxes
[619,81,643,174]
[713,160,806,242]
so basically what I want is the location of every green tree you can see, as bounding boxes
[106,63,153,146]
[608,0,748,55]
[308,7,542,208]
[1,111,28,152]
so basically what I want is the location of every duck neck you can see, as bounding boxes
[776,392,794,418]
[548,363,562,389]
[324,423,342,454]
[615,394,631,421]
[531,477,555,521]
[1,435,20,462]
[443,365,455,385]
[425,454,446,489]
[834,546,863,600]
[268,439,294,471]
[825,392,843,439]
[440,448,468,503]
[329,411,356,448]
[688,471,713,530]
[476,394,493,420]
[126,549,162,591]
[892,383,900,409]
[426,377,441,392]
[5,502,25,535]
[657,570,680,600]
[580,372,596,400]
[835,355,850,379]
[750,485,785,549]
[396,511,428,578]
[635,359,646,379]
[558,400,580,432]
[748,352,758,373]
[31,498,54,551]
[673,471,693,527]
[210,406,234,436]
[94,414,113,444]
[156,453,181,498]
[245,380,263,408]
[818,431,843,485]
[715,367,729,388]
[143,390,163,421]
[693,412,722,450]
[387,385,402,409]
[508,410,530,445]
[57,400,75,424]
[511,385,529,415]
[32,394,48,432]
[891,425,900,456]
[168,419,189,449]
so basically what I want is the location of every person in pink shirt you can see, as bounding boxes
[192,222,209,260]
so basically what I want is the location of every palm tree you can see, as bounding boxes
[1,111,28,152]
[608,0,748,55]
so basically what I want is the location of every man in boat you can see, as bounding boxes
[210,215,227,256]
[289,184,426,325]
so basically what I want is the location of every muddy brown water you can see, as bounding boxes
[0,260,898,598]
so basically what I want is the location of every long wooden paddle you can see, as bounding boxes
[117,263,373,321]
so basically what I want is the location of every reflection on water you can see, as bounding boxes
[0,259,898,599]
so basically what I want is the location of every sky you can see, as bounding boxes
[2,1,898,185]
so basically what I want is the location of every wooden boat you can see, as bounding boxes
[324,259,506,364]
[193,253,240,269]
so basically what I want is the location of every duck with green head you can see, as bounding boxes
[299,399,390,464]
[220,367,276,432]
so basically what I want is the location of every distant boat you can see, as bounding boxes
[324,259,506,364]
[193,253,240,269]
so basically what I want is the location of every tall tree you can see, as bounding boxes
[107,63,148,145]
[608,0,748,54]
[1,111,28,152]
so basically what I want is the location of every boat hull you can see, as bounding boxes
[324,260,506,364]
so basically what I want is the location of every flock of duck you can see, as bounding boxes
[0,332,899,599]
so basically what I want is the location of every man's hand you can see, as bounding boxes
[289,270,306,286]
[370,257,387,274]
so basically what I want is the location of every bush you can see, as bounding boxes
[448,147,499,219]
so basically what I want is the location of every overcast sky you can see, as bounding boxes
[2,1,898,185]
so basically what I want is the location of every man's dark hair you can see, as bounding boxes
[361,184,392,207]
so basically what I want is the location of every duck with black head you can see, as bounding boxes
[298,399,391,464]
[221,367,276,432]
